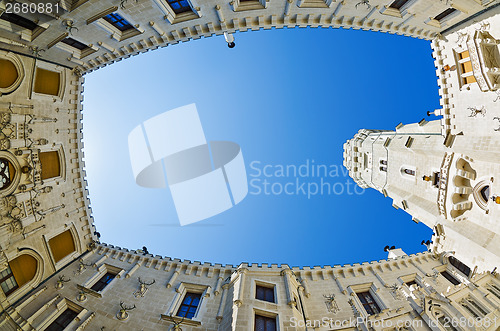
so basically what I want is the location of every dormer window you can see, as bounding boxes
[0,13,38,30]
[167,0,192,14]
[103,13,134,32]
[61,37,89,50]
[389,0,408,9]
[434,8,458,22]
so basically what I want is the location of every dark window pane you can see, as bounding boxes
[61,38,88,50]
[435,8,458,21]
[448,257,471,277]
[356,291,381,315]
[256,285,275,303]
[441,271,460,285]
[176,292,201,319]
[90,272,115,292]
[166,0,192,14]
[389,0,408,10]
[0,13,38,30]
[255,314,276,331]
[103,13,134,32]
[405,280,417,287]
[45,309,78,331]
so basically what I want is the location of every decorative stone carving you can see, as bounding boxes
[323,294,340,313]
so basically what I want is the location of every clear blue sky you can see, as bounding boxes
[82,27,439,268]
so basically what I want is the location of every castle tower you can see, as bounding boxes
[344,119,500,275]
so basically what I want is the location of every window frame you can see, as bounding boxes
[453,48,477,89]
[426,7,461,28]
[35,146,66,185]
[253,309,279,331]
[55,37,97,60]
[151,0,200,24]
[93,10,143,42]
[380,0,417,18]
[347,283,387,318]
[43,224,80,271]
[36,298,91,331]
[161,282,209,326]
[78,263,124,298]
[255,283,276,303]
[31,62,66,101]
[0,10,48,42]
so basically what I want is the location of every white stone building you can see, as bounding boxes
[0,0,499,329]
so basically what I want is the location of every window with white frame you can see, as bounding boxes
[0,12,48,42]
[31,62,66,101]
[454,49,477,88]
[93,10,143,42]
[380,0,417,17]
[348,283,386,317]
[152,0,199,24]
[78,264,124,298]
[426,7,460,28]
[36,298,92,331]
[161,282,209,326]
[56,37,97,59]
[254,309,278,331]
[255,282,276,303]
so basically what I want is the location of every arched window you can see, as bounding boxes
[0,255,37,296]
[0,158,16,191]
[0,59,18,89]
[48,230,76,263]
[480,186,490,203]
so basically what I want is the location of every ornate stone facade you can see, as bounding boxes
[0,0,499,329]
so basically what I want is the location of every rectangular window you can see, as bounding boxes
[441,271,460,285]
[389,0,409,10]
[61,37,89,51]
[448,256,471,277]
[39,151,61,180]
[435,8,458,22]
[405,280,417,287]
[357,291,381,315]
[0,13,38,30]
[48,230,76,263]
[103,13,134,31]
[45,308,78,331]
[454,50,477,87]
[34,68,60,96]
[166,0,192,14]
[176,292,201,319]
[256,285,275,303]
[90,272,115,292]
[255,314,277,331]
[0,266,18,296]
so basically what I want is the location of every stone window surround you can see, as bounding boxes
[347,283,388,318]
[55,36,98,60]
[254,279,278,304]
[30,62,66,102]
[253,308,280,331]
[78,263,125,298]
[36,145,67,185]
[296,0,332,9]
[35,297,90,330]
[230,0,267,12]
[42,222,81,272]
[88,7,144,42]
[152,0,200,24]
[425,6,462,29]
[161,282,210,326]
[453,47,477,90]
[0,5,49,42]
[379,0,418,18]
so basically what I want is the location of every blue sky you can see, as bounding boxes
[82,27,439,267]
